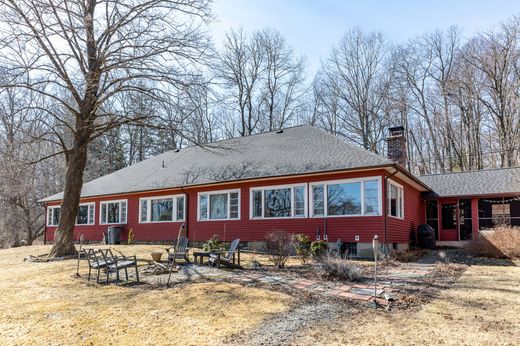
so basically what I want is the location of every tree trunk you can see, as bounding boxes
[48,136,89,257]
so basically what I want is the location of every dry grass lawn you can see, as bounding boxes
[295,262,520,345]
[1,245,520,345]
[0,245,292,346]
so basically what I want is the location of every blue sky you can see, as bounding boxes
[211,0,520,73]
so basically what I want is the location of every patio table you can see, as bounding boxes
[193,251,222,265]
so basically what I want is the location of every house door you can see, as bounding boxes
[440,203,458,241]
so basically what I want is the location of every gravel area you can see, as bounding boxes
[226,298,352,346]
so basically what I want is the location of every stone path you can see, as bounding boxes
[141,262,437,306]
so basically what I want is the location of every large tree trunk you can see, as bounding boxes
[48,135,89,257]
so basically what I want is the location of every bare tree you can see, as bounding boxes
[464,18,520,168]
[0,0,212,256]
[256,28,306,131]
[216,28,265,136]
[319,28,393,153]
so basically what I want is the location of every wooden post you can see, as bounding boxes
[471,198,479,239]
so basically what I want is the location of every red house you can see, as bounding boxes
[41,125,520,257]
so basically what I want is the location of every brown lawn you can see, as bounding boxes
[294,262,520,345]
[0,245,292,346]
[1,245,519,345]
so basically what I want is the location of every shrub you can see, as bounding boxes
[294,233,311,264]
[202,234,223,252]
[127,228,135,245]
[466,226,520,259]
[265,230,294,268]
[317,253,361,281]
[389,248,428,262]
[310,240,328,258]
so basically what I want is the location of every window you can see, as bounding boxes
[139,195,185,223]
[198,190,240,221]
[387,180,404,218]
[311,178,381,217]
[47,206,61,226]
[76,203,95,225]
[250,184,307,219]
[425,200,439,240]
[312,185,325,216]
[100,200,128,224]
[47,203,95,226]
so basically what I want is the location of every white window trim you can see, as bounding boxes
[249,183,308,220]
[47,206,61,227]
[99,199,128,225]
[197,189,241,221]
[139,194,186,223]
[310,176,383,218]
[75,202,96,226]
[387,179,405,219]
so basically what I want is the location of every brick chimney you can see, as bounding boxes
[386,126,407,166]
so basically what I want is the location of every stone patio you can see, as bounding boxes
[139,261,438,306]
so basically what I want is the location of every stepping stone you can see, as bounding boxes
[383,287,400,293]
[370,297,390,306]
[337,284,352,291]
[339,292,373,301]
[351,287,384,296]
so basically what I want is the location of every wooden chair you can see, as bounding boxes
[83,248,115,284]
[208,238,241,269]
[103,249,140,285]
[166,236,190,264]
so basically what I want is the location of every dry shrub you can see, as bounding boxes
[265,230,294,268]
[466,226,520,259]
[389,248,428,262]
[317,254,361,281]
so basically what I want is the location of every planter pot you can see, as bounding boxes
[151,252,163,262]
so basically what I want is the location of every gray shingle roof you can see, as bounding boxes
[41,125,394,202]
[419,167,520,198]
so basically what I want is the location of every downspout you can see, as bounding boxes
[43,203,47,245]
[180,187,189,240]
[384,166,399,253]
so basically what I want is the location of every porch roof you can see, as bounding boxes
[419,167,520,198]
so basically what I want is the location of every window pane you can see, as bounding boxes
[229,192,239,219]
[252,190,262,217]
[199,194,208,220]
[77,205,89,224]
[426,200,438,219]
[176,196,185,221]
[140,200,148,222]
[210,193,228,219]
[327,183,361,215]
[264,188,291,217]
[120,201,127,223]
[88,205,94,224]
[364,180,379,215]
[107,202,120,223]
[389,184,398,217]
[313,185,324,216]
[294,186,305,217]
[101,204,107,223]
[151,198,173,221]
[50,207,60,226]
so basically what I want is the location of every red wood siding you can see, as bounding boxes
[45,169,425,245]
[385,174,425,244]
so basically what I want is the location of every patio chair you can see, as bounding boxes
[166,236,190,264]
[83,248,116,284]
[208,238,241,269]
[103,249,140,285]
